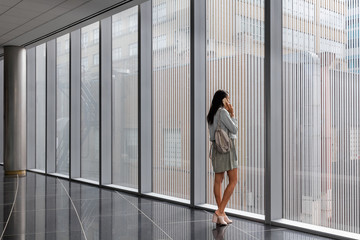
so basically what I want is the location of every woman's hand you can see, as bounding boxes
[223,98,234,118]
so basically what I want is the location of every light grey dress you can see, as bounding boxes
[208,108,238,173]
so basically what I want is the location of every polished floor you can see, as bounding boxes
[0,167,333,240]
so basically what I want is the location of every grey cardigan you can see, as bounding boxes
[208,108,238,141]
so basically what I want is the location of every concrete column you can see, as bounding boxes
[190,0,206,206]
[264,0,283,223]
[3,46,27,176]
[139,1,152,194]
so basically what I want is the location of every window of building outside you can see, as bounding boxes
[113,47,122,60]
[153,3,166,24]
[65,39,69,51]
[93,53,99,65]
[93,29,99,44]
[153,35,167,50]
[283,28,315,52]
[129,13,137,32]
[320,8,344,30]
[283,0,315,21]
[113,20,122,36]
[81,57,88,70]
[164,129,182,168]
[82,32,89,47]
[237,16,265,43]
[129,43,137,56]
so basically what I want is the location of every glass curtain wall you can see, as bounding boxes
[36,44,47,171]
[56,34,70,175]
[152,0,191,200]
[283,0,360,234]
[206,0,265,214]
[81,22,100,182]
[112,7,139,189]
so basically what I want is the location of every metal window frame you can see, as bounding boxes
[27,48,36,170]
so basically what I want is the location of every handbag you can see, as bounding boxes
[214,112,232,153]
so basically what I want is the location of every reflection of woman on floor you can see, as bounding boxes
[207,90,238,226]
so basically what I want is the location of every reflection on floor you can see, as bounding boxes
[0,167,332,240]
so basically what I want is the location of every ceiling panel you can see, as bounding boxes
[0,0,20,7]
[0,0,141,56]
[15,0,65,13]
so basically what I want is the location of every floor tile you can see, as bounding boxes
[0,167,338,240]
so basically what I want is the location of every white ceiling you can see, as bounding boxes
[0,0,141,56]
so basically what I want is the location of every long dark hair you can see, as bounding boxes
[207,90,228,125]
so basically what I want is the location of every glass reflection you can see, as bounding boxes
[212,225,229,240]
[0,169,329,240]
[2,176,26,240]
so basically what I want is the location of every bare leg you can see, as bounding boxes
[214,172,224,208]
[215,168,238,216]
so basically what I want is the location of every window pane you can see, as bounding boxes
[206,0,265,214]
[81,22,100,182]
[112,7,139,189]
[152,0,190,200]
[36,44,47,171]
[283,0,360,234]
[56,34,70,175]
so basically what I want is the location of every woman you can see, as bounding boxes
[207,90,238,226]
